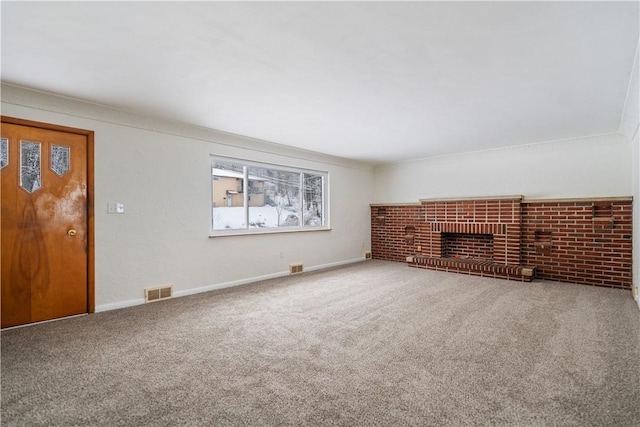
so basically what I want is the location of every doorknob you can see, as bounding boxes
[67,229,77,236]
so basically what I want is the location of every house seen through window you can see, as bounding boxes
[211,157,327,234]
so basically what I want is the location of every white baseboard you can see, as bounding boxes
[305,257,366,272]
[173,270,290,298]
[95,257,366,313]
[95,298,145,313]
[177,257,366,296]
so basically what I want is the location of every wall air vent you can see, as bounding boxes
[289,263,304,275]
[145,285,173,303]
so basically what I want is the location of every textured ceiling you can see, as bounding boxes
[1,2,638,163]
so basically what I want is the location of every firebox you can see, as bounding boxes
[442,233,494,260]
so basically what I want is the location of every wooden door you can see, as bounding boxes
[1,118,94,328]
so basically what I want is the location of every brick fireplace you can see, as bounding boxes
[412,196,534,280]
[371,196,633,289]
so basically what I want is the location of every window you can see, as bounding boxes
[211,157,328,235]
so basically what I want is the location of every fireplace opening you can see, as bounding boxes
[442,233,494,261]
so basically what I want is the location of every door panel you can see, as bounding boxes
[1,122,90,328]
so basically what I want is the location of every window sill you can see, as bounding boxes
[209,227,332,238]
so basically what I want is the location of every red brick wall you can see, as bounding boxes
[371,205,423,262]
[371,198,633,290]
[520,200,632,289]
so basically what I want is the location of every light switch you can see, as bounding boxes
[107,203,125,214]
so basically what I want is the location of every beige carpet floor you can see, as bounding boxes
[2,260,639,426]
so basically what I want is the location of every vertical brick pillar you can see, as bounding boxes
[431,231,442,257]
[505,224,522,265]
[493,234,506,264]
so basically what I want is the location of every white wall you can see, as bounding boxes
[1,84,374,311]
[619,41,639,308]
[373,133,632,204]
[632,130,639,309]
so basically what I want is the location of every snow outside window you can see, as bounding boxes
[211,157,328,235]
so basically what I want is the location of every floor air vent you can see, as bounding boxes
[289,263,304,275]
[145,285,173,303]
[365,251,372,260]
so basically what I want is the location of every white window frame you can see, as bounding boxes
[210,156,329,237]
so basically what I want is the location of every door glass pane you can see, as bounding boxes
[20,141,42,193]
[50,145,70,176]
[0,138,8,169]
